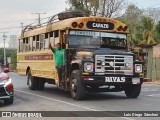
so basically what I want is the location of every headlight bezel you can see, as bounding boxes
[84,62,93,72]
[135,64,142,73]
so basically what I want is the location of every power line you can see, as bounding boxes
[32,12,46,26]
[0,26,21,31]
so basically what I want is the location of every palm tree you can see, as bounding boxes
[141,17,156,45]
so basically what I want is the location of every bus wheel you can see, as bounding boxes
[124,85,141,98]
[37,78,45,90]
[27,71,37,90]
[70,70,86,100]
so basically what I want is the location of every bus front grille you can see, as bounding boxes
[95,55,133,75]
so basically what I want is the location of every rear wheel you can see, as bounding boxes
[4,97,13,105]
[70,70,86,100]
[27,71,38,90]
[124,85,141,98]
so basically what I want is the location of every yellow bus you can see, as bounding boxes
[17,11,143,100]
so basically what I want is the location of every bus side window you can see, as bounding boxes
[23,38,25,52]
[19,39,23,52]
[29,37,33,51]
[44,33,49,49]
[36,35,40,50]
[25,38,29,52]
[32,36,36,51]
[49,31,54,47]
[40,34,45,50]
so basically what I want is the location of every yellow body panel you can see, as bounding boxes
[17,50,58,80]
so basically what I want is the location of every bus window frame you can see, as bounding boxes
[44,33,49,49]
[40,34,45,50]
[32,36,36,51]
[36,35,40,50]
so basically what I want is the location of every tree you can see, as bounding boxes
[141,17,156,45]
[145,8,160,23]
[67,0,99,16]
[0,48,17,70]
[67,0,127,17]
[120,4,144,45]
[100,0,127,18]
[155,21,160,43]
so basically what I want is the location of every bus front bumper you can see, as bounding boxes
[82,76,143,86]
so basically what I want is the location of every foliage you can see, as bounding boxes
[141,17,156,45]
[120,4,160,46]
[155,21,160,43]
[100,0,127,18]
[67,0,99,16]
[145,8,160,23]
[119,4,144,45]
[67,0,127,17]
[0,48,17,70]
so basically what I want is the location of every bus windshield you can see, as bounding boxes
[69,30,127,49]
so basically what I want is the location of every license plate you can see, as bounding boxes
[132,78,140,84]
[105,77,125,82]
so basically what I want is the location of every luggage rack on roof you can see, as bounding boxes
[21,11,84,36]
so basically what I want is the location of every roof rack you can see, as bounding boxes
[21,11,84,36]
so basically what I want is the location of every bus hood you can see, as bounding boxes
[94,48,133,56]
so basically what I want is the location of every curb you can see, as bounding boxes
[143,78,152,82]
[143,78,160,85]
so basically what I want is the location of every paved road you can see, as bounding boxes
[0,73,160,120]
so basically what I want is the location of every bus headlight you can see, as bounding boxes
[84,62,93,72]
[135,64,142,73]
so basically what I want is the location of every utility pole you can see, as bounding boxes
[20,22,24,29]
[0,32,8,67]
[32,12,46,25]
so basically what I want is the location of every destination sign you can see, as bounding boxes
[86,21,114,30]
[70,31,96,36]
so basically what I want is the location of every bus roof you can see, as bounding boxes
[21,16,129,38]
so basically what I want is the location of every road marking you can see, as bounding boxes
[147,94,160,97]
[15,89,135,120]
[15,89,98,111]
[142,88,159,92]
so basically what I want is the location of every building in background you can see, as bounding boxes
[9,35,17,49]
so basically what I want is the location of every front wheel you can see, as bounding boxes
[124,85,141,98]
[70,70,86,100]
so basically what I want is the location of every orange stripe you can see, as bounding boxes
[25,54,53,60]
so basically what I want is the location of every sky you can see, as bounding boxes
[0,0,160,47]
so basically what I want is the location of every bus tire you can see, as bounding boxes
[37,78,45,90]
[27,71,37,90]
[70,70,86,100]
[124,85,141,98]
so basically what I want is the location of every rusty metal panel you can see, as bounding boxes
[153,44,160,58]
